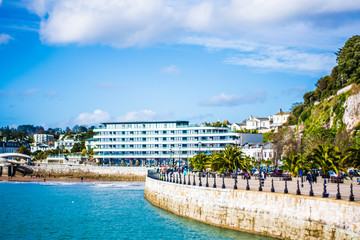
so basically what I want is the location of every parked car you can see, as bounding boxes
[271,168,283,177]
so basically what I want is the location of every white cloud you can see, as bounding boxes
[33,0,178,47]
[225,47,335,73]
[44,91,57,98]
[72,109,111,126]
[21,88,40,96]
[116,110,157,122]
[201,93,241,107]
[0,34,13,45]
[160,65,180,75]
[181,37,257,52]
[200,90,267,107]
[182,36,336,73]
[26,0,49,16]
[282,86,307,95]
[24,0,360,73]
[26,0,360,47]
[68,109,171,127]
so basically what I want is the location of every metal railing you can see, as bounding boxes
[147,170,359,202]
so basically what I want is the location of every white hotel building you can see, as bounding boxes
[93,121,263,165]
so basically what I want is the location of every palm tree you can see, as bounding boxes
[189,153,211,171]
[307,144,346,178]
[282,153,301,177]
[210,151,223,172]
[241,155,254,173]
[221,145,244,172]
[207,145,246,173]
[344,145,360,168]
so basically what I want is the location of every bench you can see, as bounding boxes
[330,176,343,183]
[281,175,292,181]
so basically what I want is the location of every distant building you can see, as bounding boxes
[33,134,54,144]
[271,109,290,127]
[30,143,54,152]
[245,116,271,130]
[231,109,290,131]
[55,139,80,152]
[85,138,97,150]
[230,122,246,131]
[35,154,87,165]
[0,141,30,154]
[241,142,278,163]
[93,121,263,165]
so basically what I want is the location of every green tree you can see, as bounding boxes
[210,151,224,172]
[307,145,346,178]
[71,142,86,153]
[336,35,360,84]
[208,145,245,173]
[344,145,360,168]
[221,145,244,172]
[303,91,317,106]
[282,153,301,177]
[15,145,31,155]
[189,153,210,171]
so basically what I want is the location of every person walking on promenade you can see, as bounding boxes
[312,172,317,184]
[260,171,265,186]
[306,172,313,185]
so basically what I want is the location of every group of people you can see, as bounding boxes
[305,172,318,184]
[160,166,188,178]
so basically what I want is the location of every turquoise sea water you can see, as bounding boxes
[0,182,273,240]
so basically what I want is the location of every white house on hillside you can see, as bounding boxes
[271,109,290,127]
[241,142,278,163]
[232,109,290,131]
[246,116,271,130]
[230,122,246,131]
[55,139,80,152]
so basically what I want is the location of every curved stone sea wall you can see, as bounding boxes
[145,177,360,240]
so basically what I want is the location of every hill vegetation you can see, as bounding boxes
[268,35,360,167]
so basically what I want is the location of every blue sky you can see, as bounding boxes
[0,0,360,128]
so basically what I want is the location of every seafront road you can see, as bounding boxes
[176,174,360,201]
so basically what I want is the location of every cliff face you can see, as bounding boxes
[299,84,360,134]
[343,90,360,131]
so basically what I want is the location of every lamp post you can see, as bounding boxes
[234,139,239,189]
[300,131,304,188]
[170,148,174,168]
[178,146,182,169]
[198,141,202,168]
[198,141,202,186]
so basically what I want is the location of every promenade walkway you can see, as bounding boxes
[160,173,360,202]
